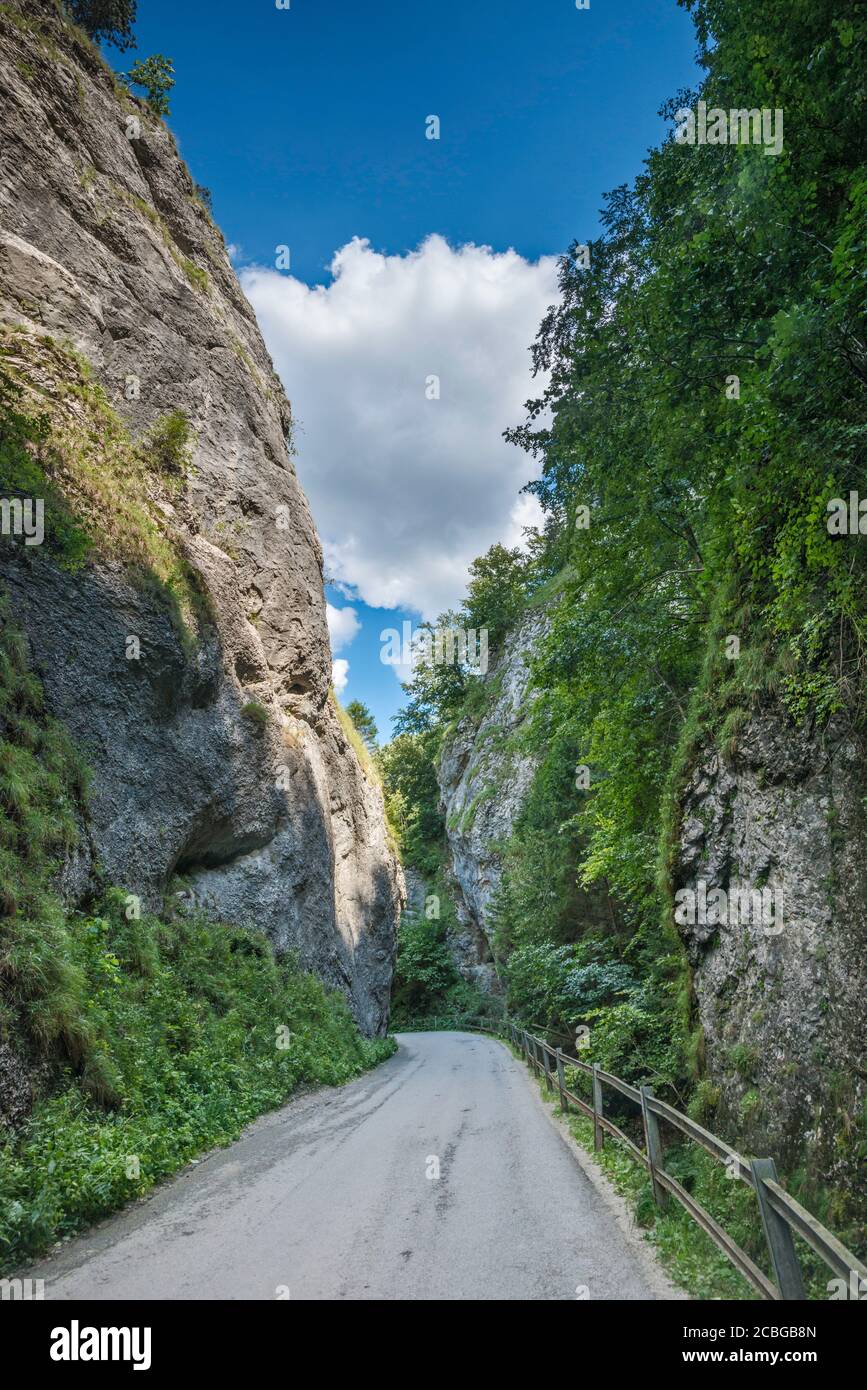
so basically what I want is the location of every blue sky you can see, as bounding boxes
[126,0,700,739]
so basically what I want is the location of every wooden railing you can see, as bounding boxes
[406,1015,867,1301]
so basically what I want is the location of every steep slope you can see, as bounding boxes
[0,0,402,1038]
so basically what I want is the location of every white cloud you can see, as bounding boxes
[326,602,361,653]
[332,657,350,694]
[242,236,558,621]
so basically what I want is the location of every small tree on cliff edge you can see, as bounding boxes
[125,55,175,116]
[64,0,138,50]
[346,701,378,753]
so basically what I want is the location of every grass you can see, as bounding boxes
[0,609,395,1271]
[0,327,208,640]
[241,699,269,730]
[330,691,404,852]
[331,688,380,786]
[0,601,91,1066]
[124,192,211,294]
[0,2,61,59]
[139,410,193,494]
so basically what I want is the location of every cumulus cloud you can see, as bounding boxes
[326,603,361,653]
[242,236,557,621]
[332,657,350,694]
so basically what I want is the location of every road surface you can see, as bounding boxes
[28,1031,676,1300]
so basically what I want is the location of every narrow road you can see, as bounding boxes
[29,1032,676,1301]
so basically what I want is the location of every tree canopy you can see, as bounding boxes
[64,0,137,50]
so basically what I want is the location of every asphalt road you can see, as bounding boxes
[28,1031,676,1301]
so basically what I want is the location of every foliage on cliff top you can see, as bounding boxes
[62,0,137,50]
[345,699,378,753]
[330,688,381,787]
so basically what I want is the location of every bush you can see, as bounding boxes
[139,410,191,485]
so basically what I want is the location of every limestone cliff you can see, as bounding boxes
[436,606,549,989]
[0,0,402,1035]
[673,711,867,1189]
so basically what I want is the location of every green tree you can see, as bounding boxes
[463,543,531,648]
[390,915,460,1024]
[345,700,378,752]
[64,0,137,49]
[126,55,175,116]
[378,730,443,872]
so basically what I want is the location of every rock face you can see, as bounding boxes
[437,606,549,989]
[674,711,867,1188]
[0,0,402,1035]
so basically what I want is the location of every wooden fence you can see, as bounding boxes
[408,1015,867,1301]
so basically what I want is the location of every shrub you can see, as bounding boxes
[0,896,395,1268]
[139,410,192,485]
[125,54,175,117]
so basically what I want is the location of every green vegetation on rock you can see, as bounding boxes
[0,328,207,635]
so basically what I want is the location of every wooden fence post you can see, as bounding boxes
[556,1048,568,1112]
[751,1158,806,1300]
[542,1044,553,1094]
[640,1086,667,1208]
[592,1064,604,1151]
